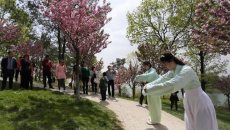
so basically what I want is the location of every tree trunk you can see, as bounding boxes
[227,94,230,111]
[199,51,206,91]
[38,57,42,82]
[61,37,66,59]
[132,83,136,100]
[118,85,121,96]
[75,48,81,100]
[57,26,62,60]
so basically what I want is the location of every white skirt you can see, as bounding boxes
[184,87,218,130]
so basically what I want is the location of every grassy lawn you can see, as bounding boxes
[0,89,123,130]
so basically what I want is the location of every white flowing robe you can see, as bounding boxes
[145,65,218,130]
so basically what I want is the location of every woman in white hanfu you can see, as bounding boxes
[144,53,218,130]
[134,61,160,125]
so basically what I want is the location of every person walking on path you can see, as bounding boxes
[99,72,108,101]
[81,62,90,95]
[42,55,53,89]
[138,82,148,106]
[106,66,116,98]
[144,53,218,130]
[170,91,179,111]
[55,59,67,91]
[91,66,98,94]
[134,61,160,125]
[1,51,17,90]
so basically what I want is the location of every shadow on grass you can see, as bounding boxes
[51,90,65,95]
[0,80,46,92]
[0,90,123,130]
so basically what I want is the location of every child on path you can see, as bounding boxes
[99,72,108,101]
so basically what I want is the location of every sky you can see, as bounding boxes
[95,0,141,71]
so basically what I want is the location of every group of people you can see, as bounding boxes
[1,51,35,90]
[134,53,218,130]
[0,52,64,91]
[0,50,117,101]
[72,63,116,101]
[99,66,116,101]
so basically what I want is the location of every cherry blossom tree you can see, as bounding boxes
[191,0,230,91]
[45,0,111,100]
[115,66,129,96]
[0,20,21,44]
[115,61,140,98]
[192,0,230,54]
[126,61,140,99]
[14,41,44,57]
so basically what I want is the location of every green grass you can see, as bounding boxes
[119,95,230,130]
[0,89,123,130]
[161,98,184,120]
[206,87,222,94]
[215,107,230,130]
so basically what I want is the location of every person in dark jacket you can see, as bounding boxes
[91,66,98,94]
[100,72,108,101]
[170,91,179,111]
[1,51,17,90]
[15,56,22,82]
[81,62,90,95]
[29,61,36,89]
[20,54,30,89]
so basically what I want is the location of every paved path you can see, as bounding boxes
[34,83,185,130]
[83,95,185,130]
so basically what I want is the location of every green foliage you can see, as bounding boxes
[127,0,196,75]
[0,0,32,46]
[185,47,228,90]
[127,0,195,50]
[186,51,228,75]
[135,43,168,73]
[0,89,123,130]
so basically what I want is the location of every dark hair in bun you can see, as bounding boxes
[143,61,152,68]
[160,53,185,65]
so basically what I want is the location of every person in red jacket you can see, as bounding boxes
[42,55,53,89]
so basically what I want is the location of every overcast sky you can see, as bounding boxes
[96,0,141,71]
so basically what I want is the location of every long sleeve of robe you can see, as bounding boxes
[134,68,159,83]
[145,65,200,96]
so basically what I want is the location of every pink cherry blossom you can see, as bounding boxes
[0,19,21,44]
[44,0,111,56]
[192,0,230,54]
